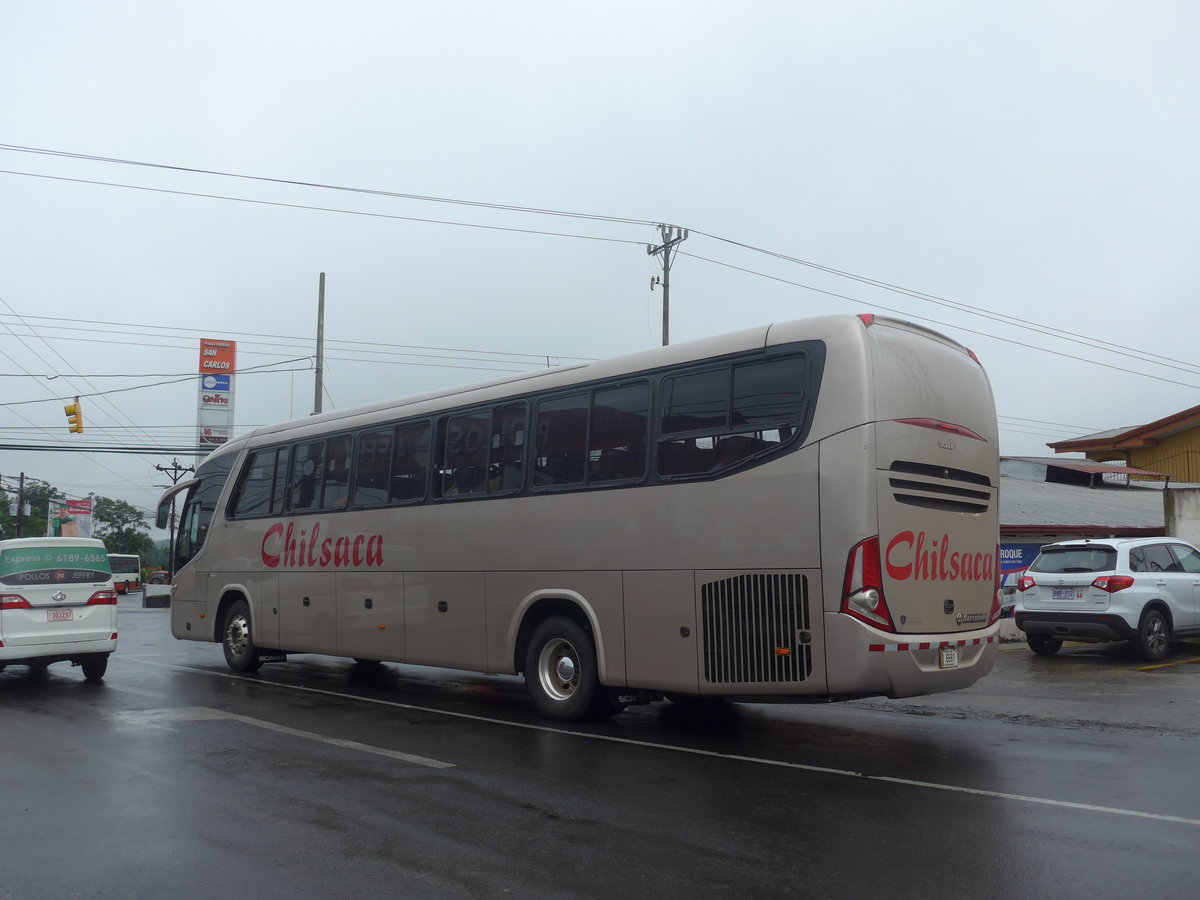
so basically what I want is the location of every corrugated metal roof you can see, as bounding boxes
[1004,456,1168,478]
[999,476,1164,529]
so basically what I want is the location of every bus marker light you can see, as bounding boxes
[377,624,387,630]
[774,647,791,656]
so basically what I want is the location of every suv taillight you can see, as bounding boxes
[1,594,32,610]
[1017,576,1036,592]
[86,591,119,605]
[989,545,1002,624]
[1092,575,1135,593]
[841,536,895,631]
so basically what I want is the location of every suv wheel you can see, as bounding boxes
[1133,609,1170,662]
[1027,633,1063,656]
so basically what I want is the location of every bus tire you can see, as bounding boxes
[525,615,605,722]
[222,598,263,672]
[81,653,109,682]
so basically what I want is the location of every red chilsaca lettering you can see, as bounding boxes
[885,531,992,583]
[260,521,384,569]
[262,523,284,568]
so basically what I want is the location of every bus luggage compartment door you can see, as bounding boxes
[623,571,699,694]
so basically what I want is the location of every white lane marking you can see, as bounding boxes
[127,658,1200,827]
[109,701,453,769]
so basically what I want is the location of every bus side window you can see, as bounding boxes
[490,404,527,492]
[290,440,326,511]
[353,429,393,506]
[533,394,587,487]
[588,382,649,483]
[232,448,280,517]
[441,412,490,496]
[657,354,808,477]
[324,436,353,509]
[391,420,430,502]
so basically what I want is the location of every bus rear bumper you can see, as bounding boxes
[823,613,999,698]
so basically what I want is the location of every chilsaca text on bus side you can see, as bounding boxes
[261,522,384,569]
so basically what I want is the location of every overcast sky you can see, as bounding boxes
[2,1,1198,534]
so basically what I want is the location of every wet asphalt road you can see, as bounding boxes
[3,598,1200,899]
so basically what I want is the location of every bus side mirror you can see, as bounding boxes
[156,497,172,530]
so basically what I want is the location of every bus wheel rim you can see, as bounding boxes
[538,638,579,701]
[227,615,249,656]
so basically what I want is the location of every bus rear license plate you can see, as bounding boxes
[48,609,73,622]
[939,646,958,668]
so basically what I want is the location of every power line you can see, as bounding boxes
[0,143,658,227]
[5,143,1197,424]
[0,313,596,365]
[678,251,1200,391]
[5,143,1196,380]
[0,358,313,408]
[0,168,648,248]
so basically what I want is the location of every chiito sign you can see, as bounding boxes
[197,339,236,453]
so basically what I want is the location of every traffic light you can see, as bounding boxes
[64,397,83,433]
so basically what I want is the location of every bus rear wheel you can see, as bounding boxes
[525,616,610,722]
[222,598,263,672]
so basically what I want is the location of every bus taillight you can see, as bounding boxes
[841,537,895,631]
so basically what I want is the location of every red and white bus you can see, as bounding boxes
[157,314,1001,721]
[107,553,141,594]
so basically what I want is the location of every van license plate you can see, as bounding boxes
[1052,588,1081,600]
[939,646,958,668]
[47,609,73,622]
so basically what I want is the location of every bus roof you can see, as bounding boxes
[204,313,970,461]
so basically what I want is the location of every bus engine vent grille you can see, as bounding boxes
[888,461,993,514]
[701,574,811,684]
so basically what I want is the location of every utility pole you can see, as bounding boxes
[155,459,194,576]
[15,472,25,538]
[313,272,325,415]
[647,225,688,346]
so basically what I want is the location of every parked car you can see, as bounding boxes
[144,570,172,608]
[0,537,118,680]
[1013,537,1200,661]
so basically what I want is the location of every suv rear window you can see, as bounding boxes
[1030,546,1116,574]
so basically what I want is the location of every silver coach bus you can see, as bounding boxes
[157,314,1001,721]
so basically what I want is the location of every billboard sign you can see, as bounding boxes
[197,339,236,454]
[47,498,94,539]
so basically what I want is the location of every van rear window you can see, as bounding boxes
[1029,547,1116,574]
[0,547,112,585]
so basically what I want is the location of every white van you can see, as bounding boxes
[0,537,118,680]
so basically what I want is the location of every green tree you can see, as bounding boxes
[0,477,62,539]
[91,494,154,556]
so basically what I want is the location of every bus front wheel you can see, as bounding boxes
[525,616,607,722]
[222,598,263,672]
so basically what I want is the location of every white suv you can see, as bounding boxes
[1013,537,1200,661]
[0,537,118,680]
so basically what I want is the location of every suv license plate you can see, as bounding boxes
[1052,588,1081,600]
[939,646,958,669]
[48,609,73,622]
